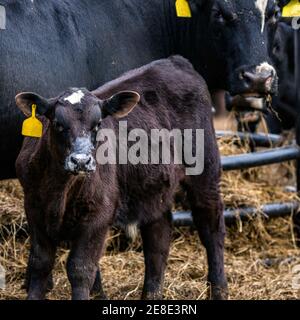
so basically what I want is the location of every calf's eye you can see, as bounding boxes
[53,121,66,133]
[57,125,65,132]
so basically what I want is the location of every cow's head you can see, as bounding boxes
[270,21,294,80]
[189,0,281,100]
[16,88,140,175]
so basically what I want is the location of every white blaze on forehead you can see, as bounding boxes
[0,5,6,30]
[64,90,85,105]
[255,0,268,33]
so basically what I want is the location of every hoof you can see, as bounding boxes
[92,292,108,300]
[141,290,163,300]
[209,285,228,300]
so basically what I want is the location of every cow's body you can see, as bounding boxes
[1,0,168,178]
[1,0,280,179]
[16,56,226,300]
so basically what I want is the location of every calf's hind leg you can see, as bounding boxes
[188,181,228,300]
[140,211,172,300]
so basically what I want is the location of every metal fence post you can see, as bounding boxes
[294,26,300,245]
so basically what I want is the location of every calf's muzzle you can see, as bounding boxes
[64,135,97,174]
[65,153,96,174]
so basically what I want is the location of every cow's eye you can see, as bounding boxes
[212,9,236,25]
[212,10,225,24]
[268,6,281,22]
[273,43,280,54]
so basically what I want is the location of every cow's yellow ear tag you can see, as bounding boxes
[22,104,43,138]
[282,0,300,17]
[176,0,192,18]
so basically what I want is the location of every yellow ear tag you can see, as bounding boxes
[176,0,192,18]
[282,0,300,17]
[22,104,43,138]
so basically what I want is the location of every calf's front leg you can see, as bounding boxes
[26,236,56,300]
[67,225,108,300]
[23,246,54,294]
[91,267,107,299]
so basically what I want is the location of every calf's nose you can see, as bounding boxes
[68,153,96,173]
[70,154,91,166]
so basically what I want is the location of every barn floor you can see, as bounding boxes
[0,115,300,300]
[1,208,300,300]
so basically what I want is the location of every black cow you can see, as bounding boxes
[226,18,297,135]
[1,0,280,179]
[16,56,227,300]
[266,20,296,133]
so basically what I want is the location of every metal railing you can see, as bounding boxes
[173,131,300,226]
[173,202,299,226]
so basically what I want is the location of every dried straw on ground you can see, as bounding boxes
[0,117,300,300]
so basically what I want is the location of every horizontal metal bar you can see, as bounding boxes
[221,146,300,171]
[216,130,283,147]
[173,202,300,227]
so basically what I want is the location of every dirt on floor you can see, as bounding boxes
[0,115,300,300]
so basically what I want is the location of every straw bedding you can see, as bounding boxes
[0,117,300,300]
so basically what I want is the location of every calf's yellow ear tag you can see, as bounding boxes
[176,0,192,18]
[282,0,300,17]
[22,104,43,138]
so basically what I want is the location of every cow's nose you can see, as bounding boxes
[240,70,274,93]
[67,153,96,173]
[236,63,277,95]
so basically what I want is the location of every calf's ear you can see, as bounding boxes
[102,91,140,119]
[15,92,53,117]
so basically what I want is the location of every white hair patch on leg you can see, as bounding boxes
[255,0,268,33]
[64,90,85,105]
[126,223,139,240]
